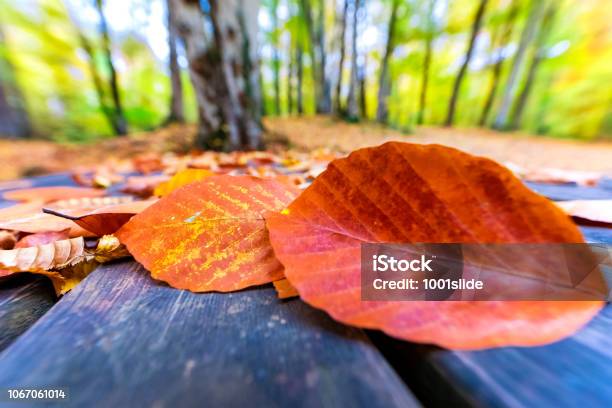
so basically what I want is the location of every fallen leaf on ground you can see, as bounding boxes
[117,175,298,292]
[0,212,92,237]
[121,175,170,198]
[3,186,106,203]
[267,142,601,350]
[154,168,214,196]
[0,235,129,295]
[0,230,17,249]
[0,200,45,220]
[556,200,612,227]
[517,166,602,186]
[273,278,299,299]
[46,195,135,210]
[44,199,157,235]
[15,229,71,248]
[133,153,164,174]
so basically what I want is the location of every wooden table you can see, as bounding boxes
[0,173,610,407]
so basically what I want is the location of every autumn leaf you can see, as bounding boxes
[43,199,157,235]
[556,200,612,227]
[46,195,135,210]
[3,186,106,203]
[273,278,299,299]
[116,175,298,292]
[153,168,214,196]
[266,142,602,349]
[0,235,129,295]
[15,229,71,248]
[120,175,170,198]
[0,212,93,237]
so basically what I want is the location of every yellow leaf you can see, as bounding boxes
[154,169,214,197]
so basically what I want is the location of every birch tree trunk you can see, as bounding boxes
[95,0,127,135]
[493,0,545,130]
[166,0,184,123]
[334,0,349,114]
[444,0,488,126]
[346,0,360,120]
[376,0,400,124]
[171,0,262,150]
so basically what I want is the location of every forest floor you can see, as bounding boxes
[0,115,611,181]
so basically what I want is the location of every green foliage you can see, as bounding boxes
[0,0,609,141]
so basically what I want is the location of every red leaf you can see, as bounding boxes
[117,176,298,292]
[266,142,602,349]
[43,199,156,236]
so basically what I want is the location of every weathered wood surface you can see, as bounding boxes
[0,274,56,352]
[0,261,420,408]
[371,225,612,408]
[525,181,612,201]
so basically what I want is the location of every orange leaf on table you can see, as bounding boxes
[117,175,298,292]
[121,175,170,198]
[43,199,157,236]
[15,229,71,248]
[3,187,106,203]
[0,212,92,237]
[266,142,602,350]
[153,168,214,197]
[273,278,299,299]
[0,235,128,295]
[555,200,612,227]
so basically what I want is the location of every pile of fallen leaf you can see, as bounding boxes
[0,142,610,350]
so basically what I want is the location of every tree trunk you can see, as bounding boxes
[77,31,117,134]
[300,0,331,113]
[95,0,127,135]
[478,0,519,126]
[296,43,304,115]
[346,0,360,120]
[444,0,488,127]
[272,0,281,115]
[166,0,184,123]
[508,2,557,130]
[334,0,349,114]
[359,55,367,118]
[376,0,400,124]
[417,0,436,125]
[287,46,294,115]
[0,26,30,138]
[493,0,545,129]
[171,0,262,150]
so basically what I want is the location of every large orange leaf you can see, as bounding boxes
[117,176,298,292]
[266,142,602,349]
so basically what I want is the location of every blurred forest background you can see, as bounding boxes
[0,0,610,146]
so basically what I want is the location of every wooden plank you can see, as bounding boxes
[526,181,612,201]
[0,261,420,408]
[0,274,56,352]
[370,226,612,408]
